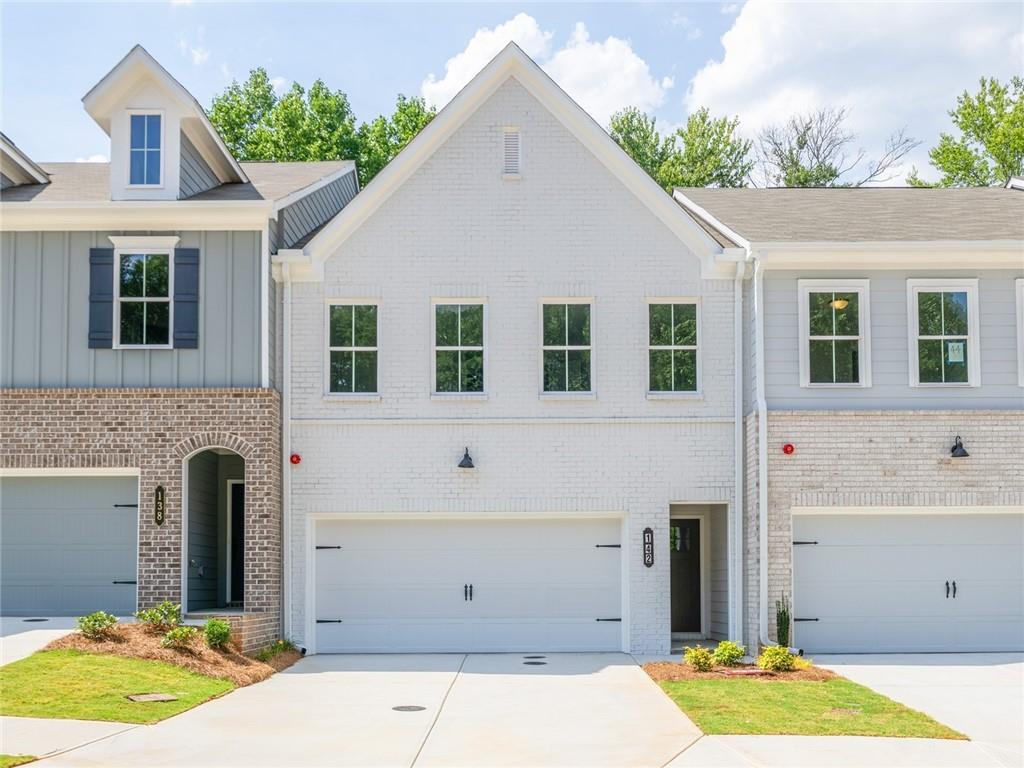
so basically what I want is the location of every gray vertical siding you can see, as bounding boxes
[763,269,1024,409]
[179,133,220,200]
[1,173,14,190]
[279,169,358,248]
[1,230,263,387]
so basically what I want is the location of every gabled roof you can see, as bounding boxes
[294,43,727,276]
[0,132,50,185]
[674,187,1024,245]
[82,44,247,184]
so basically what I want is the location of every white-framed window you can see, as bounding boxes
[432,301,486,395]
[907,278,980,387]
[1016,278,1024,387]
[325,301,379,395]
[798,279,871,387]
[647,300,699,394]
[112,238,176,349]
[128,111,163,187]
[541,300,593,394]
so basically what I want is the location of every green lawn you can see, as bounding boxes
[659,678,965,738]
[0,650,233,724]
[0,756,36,768]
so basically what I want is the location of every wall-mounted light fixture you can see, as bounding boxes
[950,436,969,458]
[458,447,475,469]
[829,297,849,310]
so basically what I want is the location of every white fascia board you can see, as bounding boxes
[82,45,247,183]
[300,43,723,277]
[0,200,272,231]
[672,190,751,251]
[272,165,358,214]
[0,135,50,184]
[753,240,1024,269]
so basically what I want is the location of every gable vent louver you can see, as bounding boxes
[502,128,521,177]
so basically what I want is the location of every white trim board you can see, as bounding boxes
[0,467,140,477]
[792,506,1024,516]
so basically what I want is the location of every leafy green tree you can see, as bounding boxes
[908,76,1024,187]
[207,67,276,160]
[357,95,436,183]
[609,107,752,191]
[758,107,918,187]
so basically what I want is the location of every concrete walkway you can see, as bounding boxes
[0,717,136,762]
[0,617,79,666]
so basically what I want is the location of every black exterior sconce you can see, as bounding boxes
[950,436,969,458]
[458,447,475,469]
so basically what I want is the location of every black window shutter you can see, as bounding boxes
[88,248,115,349]
[173,248,200,349]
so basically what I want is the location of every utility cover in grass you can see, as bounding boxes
[126,693,178,702]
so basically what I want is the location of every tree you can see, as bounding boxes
[608,107,752,191]
[908,76,1024,187]
[357,95,436,182]
[207,68,276,160]
[757,106,919,187]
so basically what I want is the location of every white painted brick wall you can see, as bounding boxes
[286,77,738,654]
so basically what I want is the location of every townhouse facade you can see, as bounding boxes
[2,43,1021,657]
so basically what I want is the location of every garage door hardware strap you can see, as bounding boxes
[792,541,818,545]
[794,618,818,622]
[112,580,137,585]
[595,618,622,622]
[316,619,343,623]
[113,504,139,508]
[315,545,342,550]
[595,544,621,548]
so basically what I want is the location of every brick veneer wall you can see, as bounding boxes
[0,388,282,635]
[745,409,1024,648]
[187,612,280,653]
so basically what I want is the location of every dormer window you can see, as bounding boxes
[129,113,162,186]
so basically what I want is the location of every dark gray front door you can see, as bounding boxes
[0,476,138,616]
[670,519,701,633]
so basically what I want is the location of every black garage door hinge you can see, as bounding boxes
[595,544,621,548]
[113,504,139,508]
[315,546,342,550]
[792,541,818,545]
[794,617,819,622]
[595,618,622,622]
[112,580,137,585]
[316,619,343,624]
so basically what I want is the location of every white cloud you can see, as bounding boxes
[178,29,209,66]
[719,3,739,15]
[421,14,671,127]
[270,76,287,95]
[170,0,193,5]
[75,154,108,163]
[686,0,1021,185]
[669,12,702,40]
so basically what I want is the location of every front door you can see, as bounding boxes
[229,483,244,604]
[670,519,701,634]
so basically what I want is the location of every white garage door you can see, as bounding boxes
[313,517,623,653]
[793,512,1024,653]
[1,476,139,616]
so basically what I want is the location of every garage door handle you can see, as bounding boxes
[112,580,137,585]
[946,580,950,599]
[464,584,468,601]
[952,580,957,599]
[469,584,473,601]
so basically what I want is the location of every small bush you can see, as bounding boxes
[254,638,297,662]
[711,640,746,667]
[136,601,182,632]
[757,645,796,672]
[161,625,199,650]
[204,618,232,649]
[77,611,118,639]
[683,646,715,672]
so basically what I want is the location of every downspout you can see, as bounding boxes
[753,255,772,649]
[281,263,293,640]
[732,260,745,644]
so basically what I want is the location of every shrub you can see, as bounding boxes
[136,601,181,632]
[683,646,715,672]
[775,594,791,647]
[204,618,233,649]
[161,625,199,650]
[711,640,746,667]
[757,645,796,672]
[77,611,118,639]
[254,638,297,662]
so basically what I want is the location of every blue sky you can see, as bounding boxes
[2,1,1020,183]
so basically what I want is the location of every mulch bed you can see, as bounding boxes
[45,624,301,687]
[644,660,836,682]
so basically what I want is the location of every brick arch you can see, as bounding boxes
[173,432,256,461]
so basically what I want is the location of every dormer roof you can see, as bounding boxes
[0,131,50,186]
[82,44,247,184]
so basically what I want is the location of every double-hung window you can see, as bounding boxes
[129,113,161,186]
[648,301,699,393]
[542,301,592,393]
[115,250,172,348]
[798,280,871,387]
[434,303,485,394]
[327,303,378,394]
[908,279,979,387]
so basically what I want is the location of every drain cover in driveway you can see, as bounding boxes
[392,705,426,712]
[22,618,49,623]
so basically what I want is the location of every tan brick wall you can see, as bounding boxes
[745,409,1024,648]
[0,388,282,628]
[187,612,280,654]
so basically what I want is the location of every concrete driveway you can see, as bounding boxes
[36,653,701,767]
[818,653,1024,768]
[0,617,79,666]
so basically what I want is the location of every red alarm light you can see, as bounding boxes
[782,443,795,455]
[290,453,302,465]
